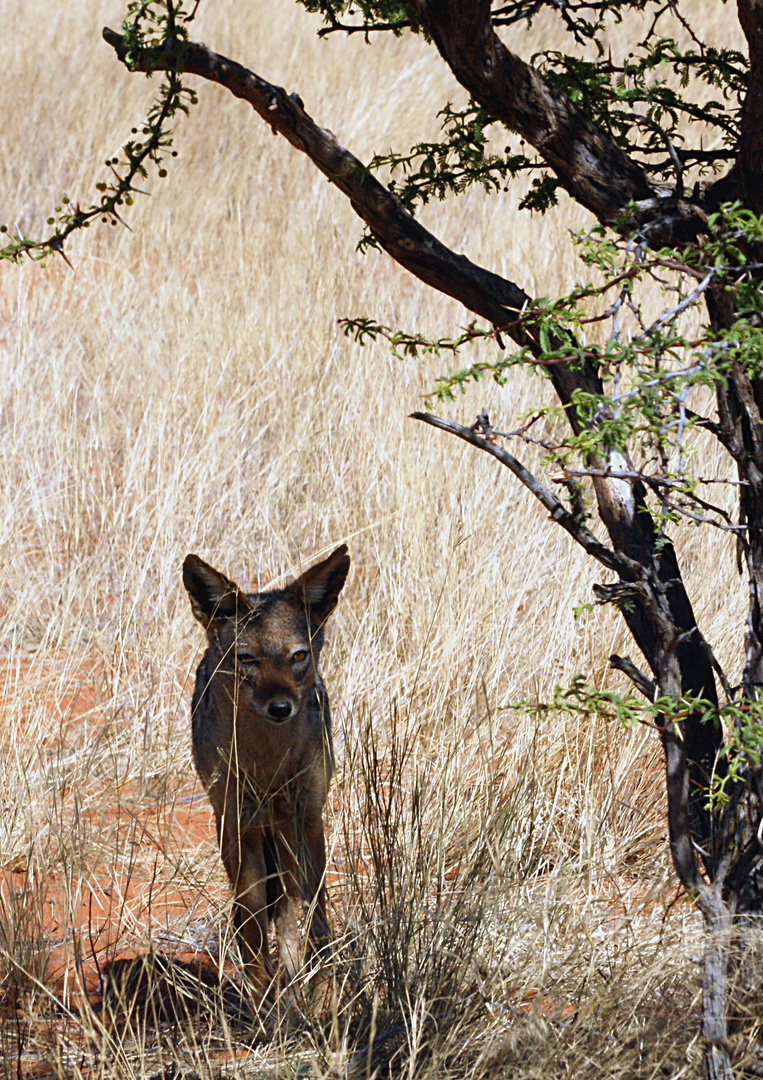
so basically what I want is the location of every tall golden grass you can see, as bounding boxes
[0,1,755,1076]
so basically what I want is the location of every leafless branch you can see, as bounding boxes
[411,410,635,577]
[631,113,684,197]
[609,653,656,699]
[553,467,740,531]
[317,17,412,38]
[640,270,715,339]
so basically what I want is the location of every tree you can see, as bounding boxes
[4,2,763,1075]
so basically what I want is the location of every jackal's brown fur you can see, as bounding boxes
[182,545,350,998]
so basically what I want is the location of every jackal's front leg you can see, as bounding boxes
[271,817,304,983]
[301,812,330,955]
[219,819,274,999]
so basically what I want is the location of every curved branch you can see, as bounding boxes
[103,26,529,333]
[609,653,656,699]
[102,24,604,415]
[411,410,633,576]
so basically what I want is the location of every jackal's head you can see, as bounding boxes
[182,545,350,723]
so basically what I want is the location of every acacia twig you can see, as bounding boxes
[411,410,635,577]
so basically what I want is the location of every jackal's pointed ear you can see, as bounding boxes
[292,544,350,626]
[182,555,249,629]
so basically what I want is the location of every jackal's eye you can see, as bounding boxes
[236,652,260,667]
[291,649,309,664]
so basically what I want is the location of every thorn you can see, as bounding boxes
[49,235,74,271]
[110,207,133,231]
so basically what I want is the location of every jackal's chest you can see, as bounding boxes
[212,726,331,827]
[230,718,320,786]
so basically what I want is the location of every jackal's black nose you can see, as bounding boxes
[267,700,294,722]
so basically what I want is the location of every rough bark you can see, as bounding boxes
[412,0,650,222]
[737,0,763,214]
[697,888,735,1080]
[721,361,763,700]
[411,0,710,242]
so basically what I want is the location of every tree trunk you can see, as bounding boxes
[698,889,735,1080]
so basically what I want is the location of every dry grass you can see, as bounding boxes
[0,1,754,1077]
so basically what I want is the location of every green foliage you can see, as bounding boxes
[339,317,499,360]
[519,676,651,730]
[519,174,561,213]
[521,2,745,183]
[297,0,745,215]
[354,203,763,540]
[368,103,533,216]
[521,679,763,812]
[537,37,744,177]
[0,0,198,267]
[296,0,421,36]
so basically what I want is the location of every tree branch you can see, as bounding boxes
[410,0,709,241]
[411,410,635,576]
[317,17,412,37]
[609,653,656,699]
[737,0,763,213]
[102,25,606,418]
[103,26,531,334]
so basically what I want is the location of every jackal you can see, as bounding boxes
[182,545,350,998]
